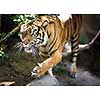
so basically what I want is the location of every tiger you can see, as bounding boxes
[19,14,82,78]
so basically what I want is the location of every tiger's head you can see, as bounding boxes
[19,20,49,53]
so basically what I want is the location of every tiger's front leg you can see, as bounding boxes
[31,46,63,78]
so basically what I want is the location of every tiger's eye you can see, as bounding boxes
[31,28,38,36]
[34,29,37,32]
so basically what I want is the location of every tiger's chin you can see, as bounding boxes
[24,47,32,53]
[23,44,32,53]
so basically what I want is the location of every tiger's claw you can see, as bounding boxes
[68,71,78,79]
[31,66,40,78]
[31,70,38,76]
[68,64,78,79]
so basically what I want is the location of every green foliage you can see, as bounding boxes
[0,50,8,60]
[0,29,8,59]
[11,14,37,24]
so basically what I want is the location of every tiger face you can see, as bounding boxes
[31,24,48,47]
[20,23,48,53]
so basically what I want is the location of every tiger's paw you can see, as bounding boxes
[68,64,78,79]
[31,63,46,78]
[31,66,41,78]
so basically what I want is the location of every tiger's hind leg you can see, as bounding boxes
[69,33,79,78]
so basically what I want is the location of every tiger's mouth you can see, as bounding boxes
[22,43,33,53]
[15,41,33,53]
[22,40,40,53]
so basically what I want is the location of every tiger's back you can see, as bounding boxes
[62,14,82,45]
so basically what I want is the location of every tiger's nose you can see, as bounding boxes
[22,38,29,45]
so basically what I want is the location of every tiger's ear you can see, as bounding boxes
[42,20,49,28]
[40,16,50,28]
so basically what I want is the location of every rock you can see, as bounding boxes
[63,68,100,86]
[26,75,60,86]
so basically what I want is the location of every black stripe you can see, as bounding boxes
[72,55,77,57]
[71,32,78,40]
[72,52,78,56]
[42,32,45,40]
[38,27,40,32]
[49,24,56,46]
[48,34,51,38]
[40,53,49,58]
[49,44,61,56]
[72,32,79,42]
[49,48,58,56]
[71,36,79,44]
[39,33,41,38]
[41,32,45,43]
[41,42,48,47]
[72,46,79,51]
[40,54,48,58]
[48,30,56,47]
[72,50,78,53]
[71,42,79,49]
[49,36,57,52]
[46,30,51,38]
[48,26,57,52]
[40,50,48,54]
